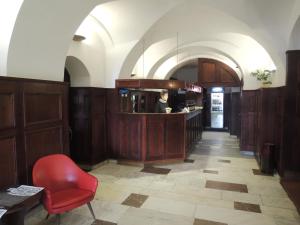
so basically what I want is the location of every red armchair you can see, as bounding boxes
[32,154,98,225]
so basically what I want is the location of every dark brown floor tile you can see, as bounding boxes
[218,159,231,163]
[92,219,117,225]
[194,218,228,225]
[121,193,148,208]
[141,166,171,175]
[184,159,195,163]
[252,169,273,176]
[203,170,219,174]
[234,201,262,213]
[205,180,248,193]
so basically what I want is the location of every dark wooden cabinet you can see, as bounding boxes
[70,88,107,167]
[0,77,69,189]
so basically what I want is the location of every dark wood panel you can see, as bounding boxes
[201,62,216,83]
[0,81,18,131]
[24,93,62,126]
[118,114,130,159]
[224,93,231,129]
[146,116,165,161]
[165,116,185,159]
[198,58,240,87]
[0,76,69,187]
[282,51,300,175]
[0,137,17,189]
[25,126,63,183]
[0,94,15,130]
[70,87,107,166]
[230,92,241,136]
[240,90,258,152]
[128,116,142,160]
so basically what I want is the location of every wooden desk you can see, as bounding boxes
[0,191,42,225]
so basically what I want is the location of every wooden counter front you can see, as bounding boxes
[113,110,202,163]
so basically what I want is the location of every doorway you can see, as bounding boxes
[203,86,241,135]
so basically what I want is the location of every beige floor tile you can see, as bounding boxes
[118,207,194,225]
[142,196,196,217]
[195,205,276,225]
[261,196,297,210]
[222,191,262,204]
[72,200,129,223]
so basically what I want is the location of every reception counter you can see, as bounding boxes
[113,110,202,164]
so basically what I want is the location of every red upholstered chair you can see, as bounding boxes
[32,154,98,225]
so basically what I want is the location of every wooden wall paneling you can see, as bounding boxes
[118,114,130,159]
[70,88,107,166]
[240,90,258,152]
[282,51,300,174]
[224,93,231,129]
[128,115,142,160]
[25,127,63,183]
[0,77,69,186]
[106,88,121,158]
[91,89,107,164]
[23,81,68,183]
[230,92,241,136]
[165,115,185,159]
[275,87,285,175]
[0,80,19,189]
[0,137,17,189]
[146,115,165,161]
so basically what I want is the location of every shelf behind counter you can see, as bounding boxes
[110,109,202,164]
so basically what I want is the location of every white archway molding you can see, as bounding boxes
[65,56,91,87]
[153,51,241,80]
[287,1,300,49]
[131,37,244,79]
[6,0,115,81]
[164,55,241,81]
[146,43,244,79]
[289,16,300,50]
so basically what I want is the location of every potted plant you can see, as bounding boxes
[251,69,275,87]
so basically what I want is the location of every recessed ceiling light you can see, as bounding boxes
[73,35,86,42]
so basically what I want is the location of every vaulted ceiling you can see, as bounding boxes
[1,0,300,89]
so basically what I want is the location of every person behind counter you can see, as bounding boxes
[155,90,171,113]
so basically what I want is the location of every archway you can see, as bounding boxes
[65,56,91,87]
[169,58,241,135]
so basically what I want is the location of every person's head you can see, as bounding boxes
[160,90,168,101]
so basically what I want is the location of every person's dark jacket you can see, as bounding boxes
[155,99,168,113]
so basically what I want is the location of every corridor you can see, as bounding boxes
[25,132,299,225]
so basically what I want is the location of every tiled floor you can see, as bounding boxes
[25,132,300,225]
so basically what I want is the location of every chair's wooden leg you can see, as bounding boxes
[56,214,61,225]
[45,213,50,220]
[87,202,96,220]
